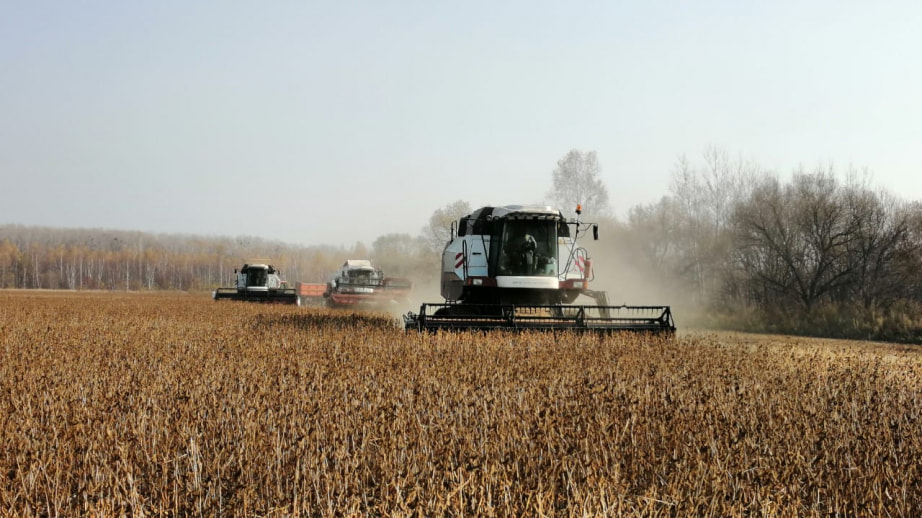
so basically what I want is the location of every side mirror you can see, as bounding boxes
[593,225,599,240]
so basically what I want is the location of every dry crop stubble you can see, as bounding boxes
[0,291,920,517]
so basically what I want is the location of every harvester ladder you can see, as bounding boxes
[462,240,470,280]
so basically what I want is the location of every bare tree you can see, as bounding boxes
[841,180,916,309]
[420,200,471,257]
[626,196,681,276]
[667,148,761,305]
[899,202,922,301]
[371,233,428,277]
[547,149,611,217]
[733,168,857,311]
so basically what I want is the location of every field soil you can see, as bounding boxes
[1,291,920,517]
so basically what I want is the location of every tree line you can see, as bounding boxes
[3,147,921,341]
[0,226,445,292]
[607,148,922,341]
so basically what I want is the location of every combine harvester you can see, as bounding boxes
[212,262,300,305]
[404,204,675,333]
[324,259,413,309]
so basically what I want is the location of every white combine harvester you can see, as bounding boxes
[324,259,412,308]
[212,262,300,305]
[404,204,675,333]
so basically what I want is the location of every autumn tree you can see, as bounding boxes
[0,238,21,289]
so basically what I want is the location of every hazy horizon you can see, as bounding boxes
[3,1,920,247]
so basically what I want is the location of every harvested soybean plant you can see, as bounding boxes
[1,291,919,516]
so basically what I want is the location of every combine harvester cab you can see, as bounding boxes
[325,260,413,309]
[212,263,300,305]
[404,204,675,334]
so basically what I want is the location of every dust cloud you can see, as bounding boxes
[381,271,442,321]
[582,236,699,329]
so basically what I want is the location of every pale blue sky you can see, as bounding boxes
[2,1,920,246]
